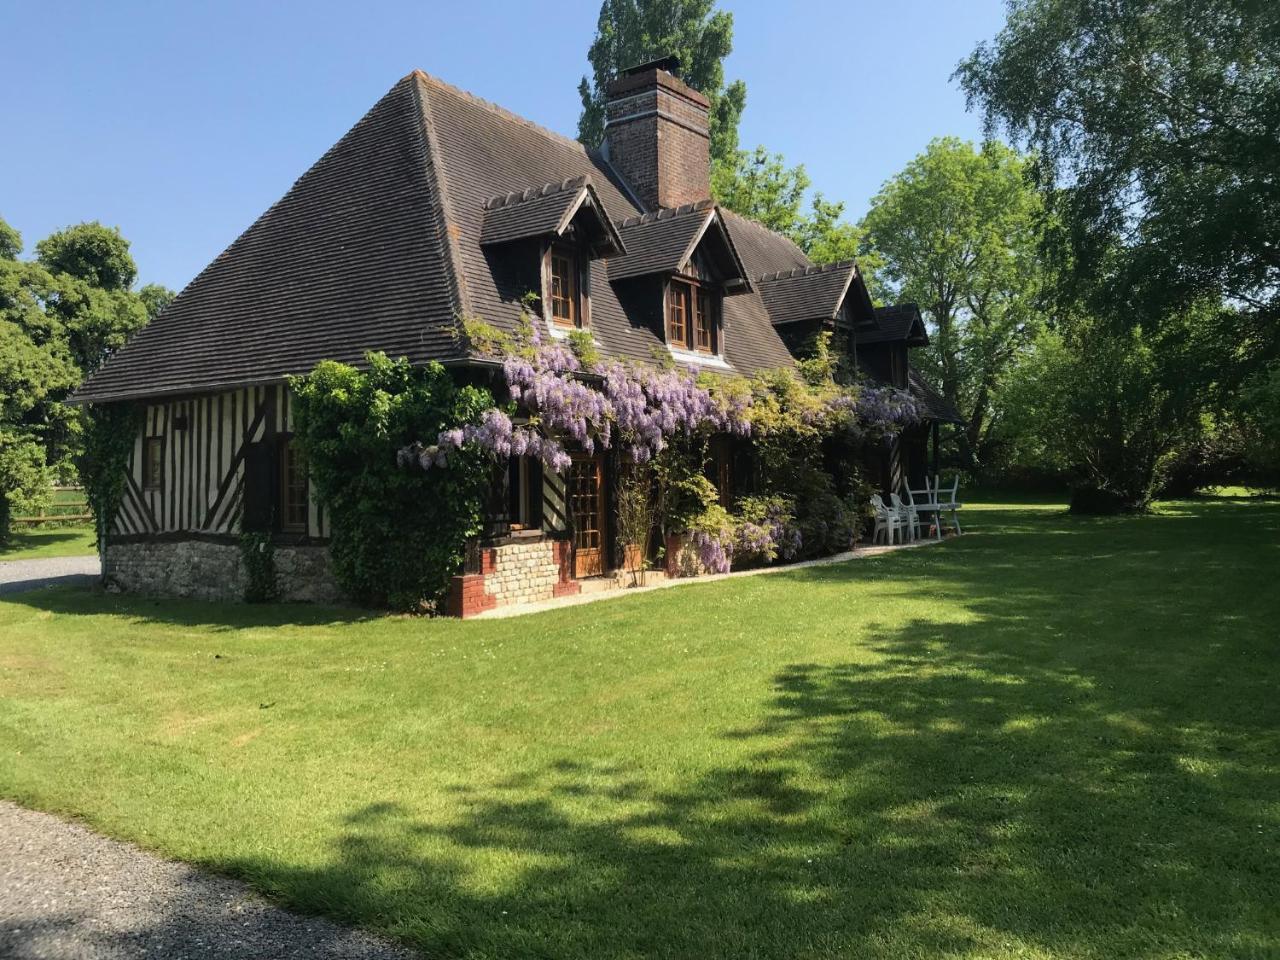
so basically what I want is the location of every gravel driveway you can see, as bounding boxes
[0,557,100,596]
[0,801,418,959]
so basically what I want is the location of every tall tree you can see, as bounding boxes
[35,223,151,374]
[0,220,80,539]
[577,0,746,169]
[957,0,1280,368]
[714,146,879,277]
[0,216,170,538]
[861,138,1046,470]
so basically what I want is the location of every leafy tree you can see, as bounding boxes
[138,282,175,321]
[957,0,1280,368]
[1002,302,1223,511]
[861,137,1046,469]
[577,0,746,169]
[1237,363,1280,486]
[0,219,19,260]
[0,215,160,539]
[0,232,80,539]
[35,221,138,291]
[714,146,879,277]
[33,223,149,373]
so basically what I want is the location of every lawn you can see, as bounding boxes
[1,499,1278,959]
[0,522,97,560]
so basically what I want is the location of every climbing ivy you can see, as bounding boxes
[77,402,143,561]
[290,353,494,612]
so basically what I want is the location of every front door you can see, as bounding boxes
[569,454,605,578]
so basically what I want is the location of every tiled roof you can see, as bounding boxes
[74,75,464,403]
[909,366,964,423]
[861,304,930,346]
[480,176,625,257]
[609,202,715,280]
[76,70,817,402]
[756,261,858,324]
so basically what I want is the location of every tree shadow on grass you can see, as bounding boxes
[2,584,378,631]
[210,505,1280,959]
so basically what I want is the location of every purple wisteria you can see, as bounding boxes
[401,316,920,476]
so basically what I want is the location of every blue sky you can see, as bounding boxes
[1,0,1006,292]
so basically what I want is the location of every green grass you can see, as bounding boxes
[0,523,97,560]
[1,499,1278,959]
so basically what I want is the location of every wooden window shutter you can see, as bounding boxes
[242,441,274,532]
[527,458,544,529]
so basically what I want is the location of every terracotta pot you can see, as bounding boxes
[664,533,686,577]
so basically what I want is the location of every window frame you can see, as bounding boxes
[667,277,719,355]
[278,435,309,534]
[547,243,581,329]
[142,436,164,491]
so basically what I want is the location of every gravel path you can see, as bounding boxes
[0,557,100,597]
[0,801,418,959]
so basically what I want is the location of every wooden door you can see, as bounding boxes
[569,454,605,578]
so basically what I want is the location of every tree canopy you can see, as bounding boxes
[861,138,1046,468]
[957,0,1280,363]
[577,0,746,168]
[0,215,172,538]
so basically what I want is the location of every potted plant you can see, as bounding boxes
[616,462,653,587]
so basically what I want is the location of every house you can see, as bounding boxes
[73,58,959,611]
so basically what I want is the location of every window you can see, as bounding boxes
[279,436,308,533]
[667,281,690,347]
[142,437,163,490]
[668,279,718,354]
[695,289,715,353]
[549,246,579,327]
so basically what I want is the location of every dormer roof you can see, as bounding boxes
[862,304,930,347]
[756,260,858,325]
[609,201,750,291]
[480,176,625,258]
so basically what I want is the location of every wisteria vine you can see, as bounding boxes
[400,314,920,478]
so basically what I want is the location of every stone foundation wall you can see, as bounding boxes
[448,537,580,617]
[104,538,342,604]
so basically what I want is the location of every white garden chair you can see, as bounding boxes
[869,494,903,545]
[936,475,963,535]
[891,492,920,542]
[907,477,943,540]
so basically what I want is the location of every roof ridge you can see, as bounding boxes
[409,69,593,157]
[483,175,589,211]
[615,199,714,229]
[756,259,857,283]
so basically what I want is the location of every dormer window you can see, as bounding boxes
[549,244,579,327]
[667,278,718,354]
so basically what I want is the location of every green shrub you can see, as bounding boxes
[240,531,278,602]
[290,354,494,612]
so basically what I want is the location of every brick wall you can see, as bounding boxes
[605,67,711,211]
[447,537,581,618]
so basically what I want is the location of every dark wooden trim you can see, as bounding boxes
[200,395,269,530]
[106,530,330,547]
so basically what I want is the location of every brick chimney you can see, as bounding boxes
[603,56,711,212]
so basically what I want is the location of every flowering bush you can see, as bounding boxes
[733,496,803,567]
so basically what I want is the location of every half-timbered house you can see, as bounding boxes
[73,58,958,611]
